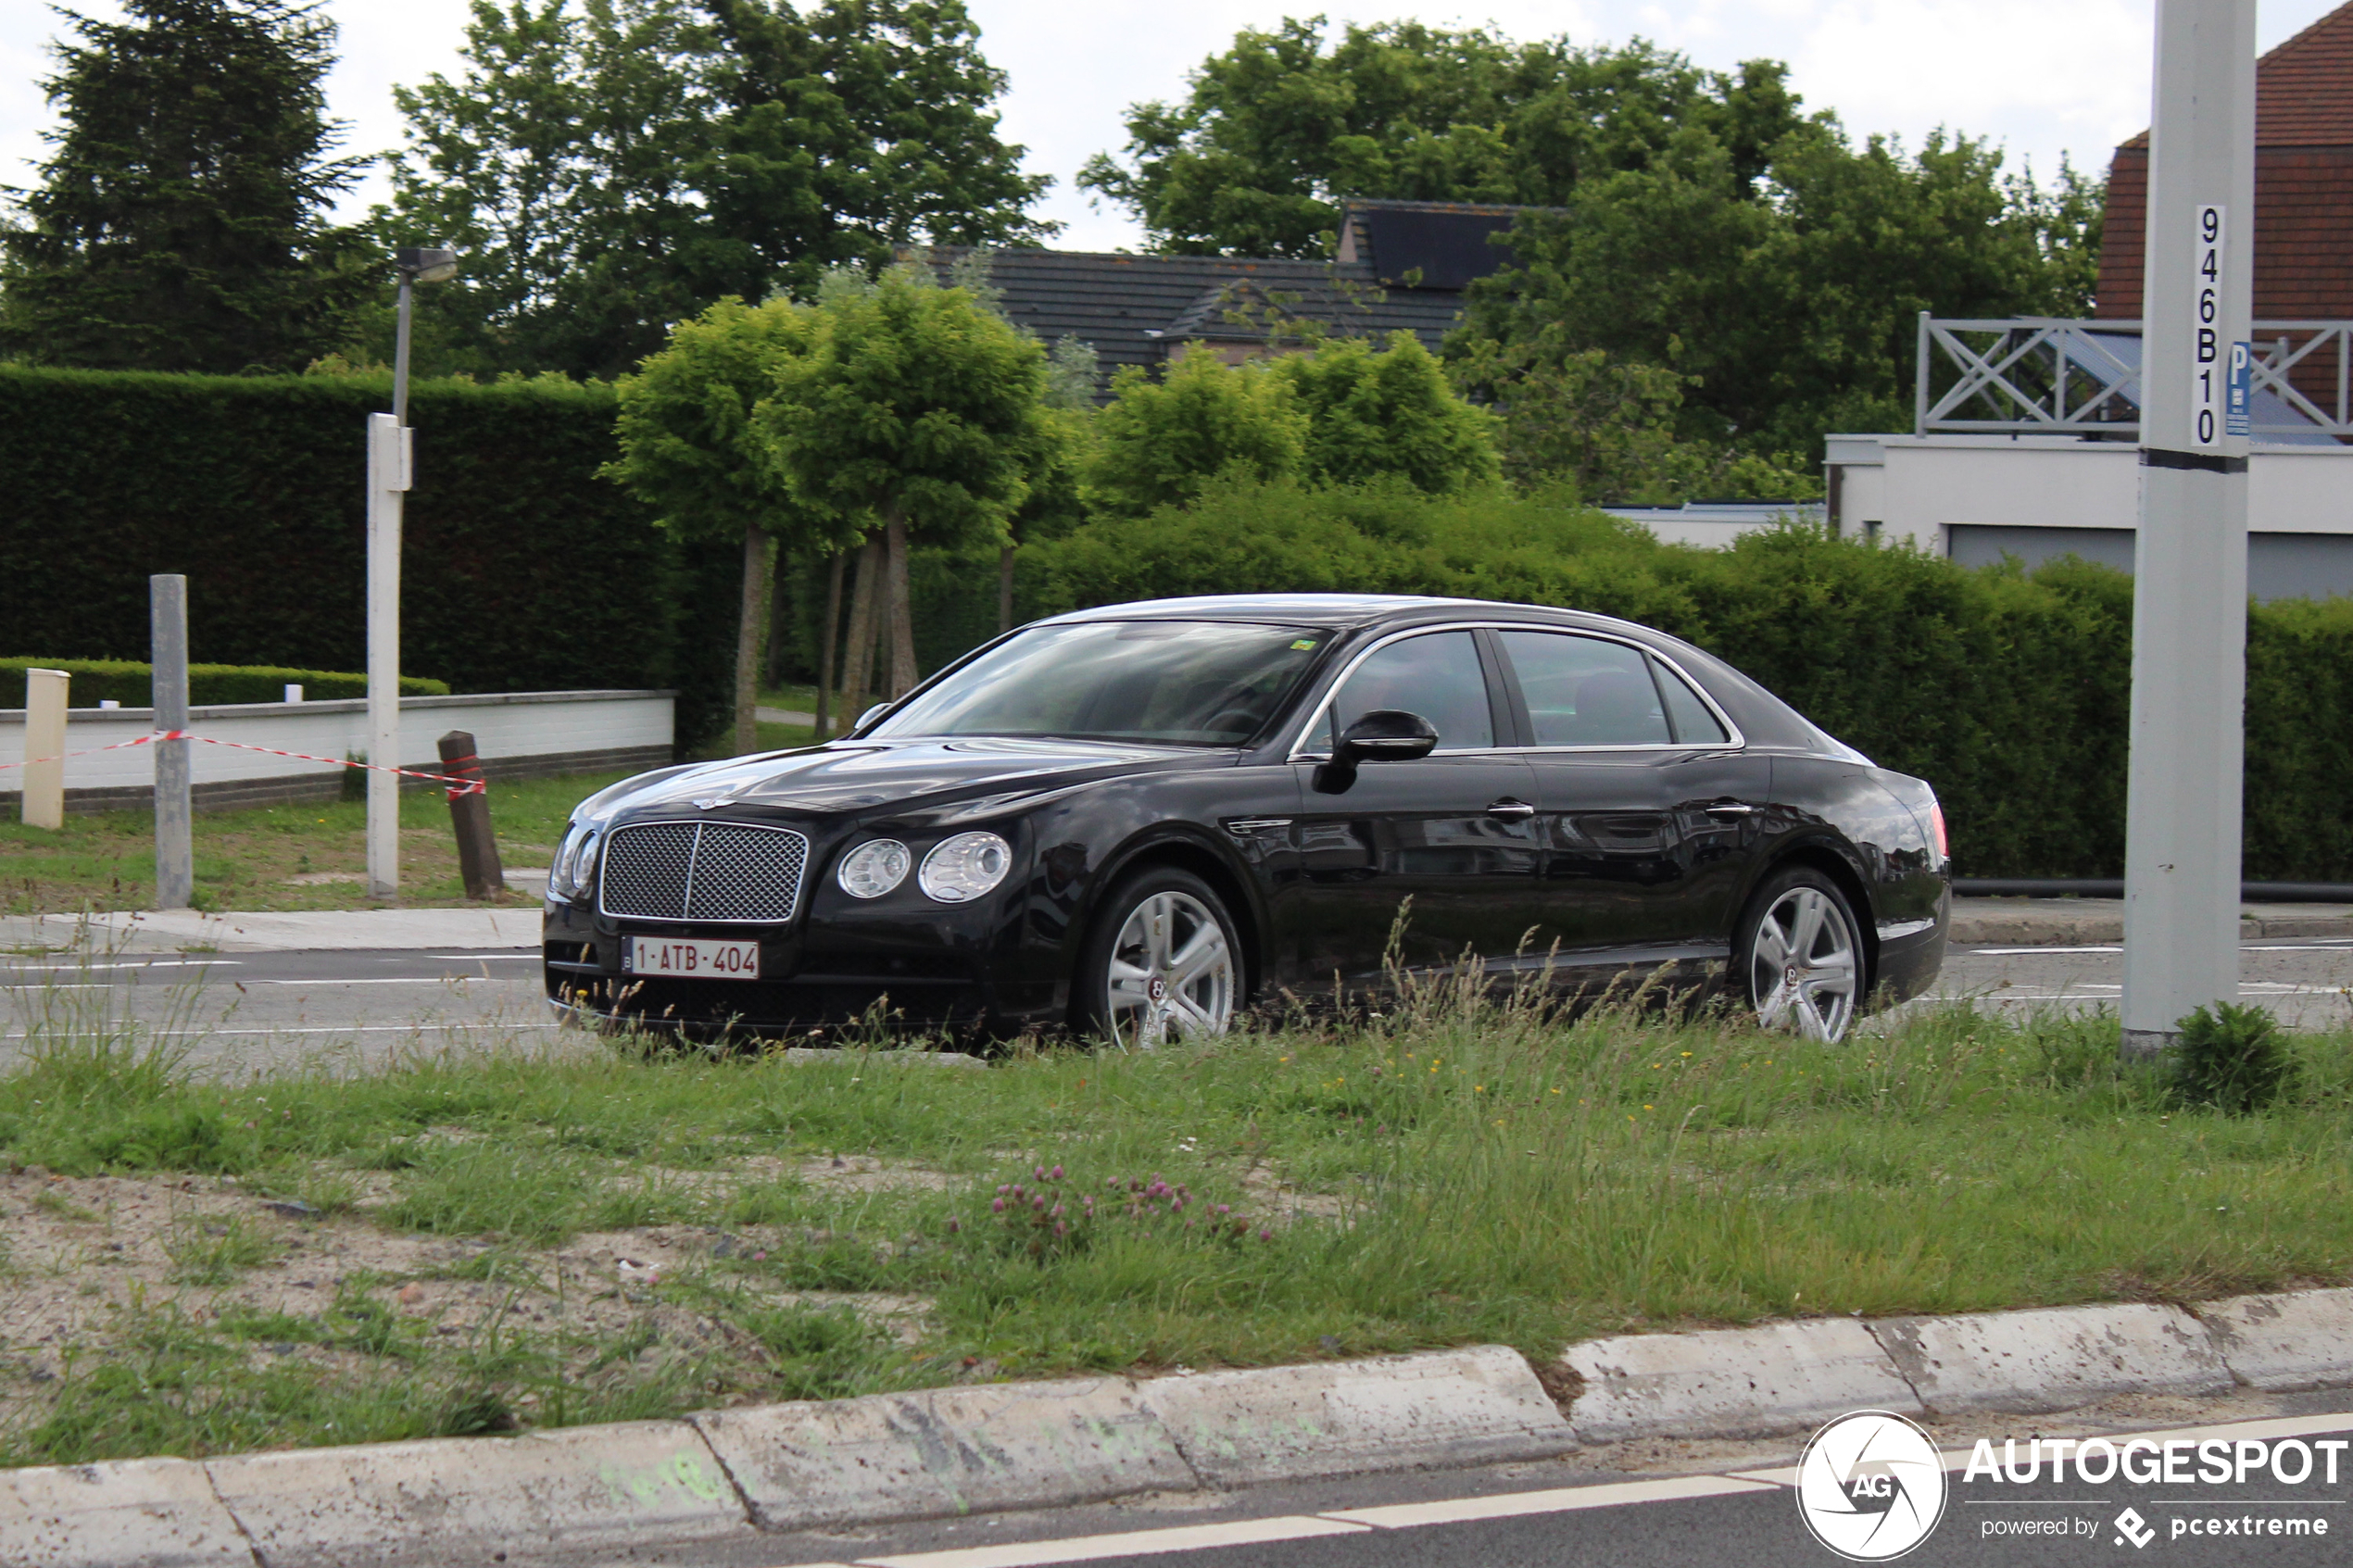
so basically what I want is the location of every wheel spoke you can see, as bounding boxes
[1167,930,1227,989]
[1142,895,1176,969]
[1168,994,1219,1035]
[1756,976,1797,1028]
[1752,922,1791,970]
[1795,990,1831,1041]
[1804,954,1856,990]
[1788,891,1826,958]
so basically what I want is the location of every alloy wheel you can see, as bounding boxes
[1104,890,1235,1047]
[1750,884,1860,1042]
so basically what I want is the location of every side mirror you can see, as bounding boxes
[1315,709,1438,792]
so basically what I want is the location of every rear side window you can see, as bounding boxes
[1497,632,1669,746]
[1654,659,1730,744]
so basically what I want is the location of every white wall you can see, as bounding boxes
[1827,435,2353,556]
[0,690,673,794]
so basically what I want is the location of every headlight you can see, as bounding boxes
[919,831,1013,903]
[549,823,581,897]
[561,827,601,899]
[837,838,912,898]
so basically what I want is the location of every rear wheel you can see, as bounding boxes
[1737,867,1864,1042]
[1074,866,1240,1047]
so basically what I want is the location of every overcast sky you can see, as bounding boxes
[0,0,2340,250]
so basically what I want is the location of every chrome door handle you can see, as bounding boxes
[1486,799,1537,819]
[1705,803,1758,817]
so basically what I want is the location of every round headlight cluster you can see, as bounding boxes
[919,832,1013,903]
[837,838,912,898]
[549,822,602,901]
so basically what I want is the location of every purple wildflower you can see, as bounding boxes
[991,1198,1006,1212]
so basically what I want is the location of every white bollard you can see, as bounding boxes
[283,683,304,704]
[21,668,68,829]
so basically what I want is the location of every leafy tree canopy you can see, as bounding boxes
[1078,17,1804,257]
[1268,332,1498,494]
[0,0,372,372]
[384,0,1054,380]
[1456,123,2104,458]
[1087,353,1309,516]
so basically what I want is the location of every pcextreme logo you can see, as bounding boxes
[1796,1411,1950,1561]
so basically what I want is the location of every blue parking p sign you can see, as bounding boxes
[2226,341,2252,437]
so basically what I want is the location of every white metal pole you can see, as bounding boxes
[2121,0,2257,1057]
[366,412,410,900]
[151,575,194,909]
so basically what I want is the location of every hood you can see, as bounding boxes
[587,736,1229,822]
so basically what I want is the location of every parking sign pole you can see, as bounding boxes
[2121,0,2257,1057]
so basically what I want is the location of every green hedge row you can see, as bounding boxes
[0,366,737,751]
[0,659,447,709]
[978,481,2347,882]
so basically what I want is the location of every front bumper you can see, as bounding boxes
[540,897,1063,1041]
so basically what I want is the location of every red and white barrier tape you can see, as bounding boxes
[1,730,485,796]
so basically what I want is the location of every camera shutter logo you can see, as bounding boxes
[1796,1411,1948,1561]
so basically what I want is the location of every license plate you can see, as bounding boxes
[624,936,761,980]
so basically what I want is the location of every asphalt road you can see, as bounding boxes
[645,1392,2353,1568]
[4,933,2348,1077]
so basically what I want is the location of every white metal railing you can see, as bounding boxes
[1915,313,2353,440]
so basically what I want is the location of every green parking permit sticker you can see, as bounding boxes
[1290,639,1317,650]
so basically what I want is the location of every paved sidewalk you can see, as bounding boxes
[0,905,542,953]
[1950,896,2353,945]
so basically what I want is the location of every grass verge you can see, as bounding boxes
[1,980,2348,1467]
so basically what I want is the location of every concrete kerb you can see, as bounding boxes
[8,1293,2353,1567]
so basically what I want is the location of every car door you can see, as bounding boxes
[1491,629,1771,987]
[1287,629,1542,991]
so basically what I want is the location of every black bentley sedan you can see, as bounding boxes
[543,595,1947,1045]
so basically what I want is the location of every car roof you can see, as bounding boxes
[1036,593,1654,638]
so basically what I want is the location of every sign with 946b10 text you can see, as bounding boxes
[2189,205,2227,447]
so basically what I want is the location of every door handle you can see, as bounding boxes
[1705,803,1758,817]
[1486,799,1537,819]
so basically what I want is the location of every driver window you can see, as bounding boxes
[1326,631,1494,752]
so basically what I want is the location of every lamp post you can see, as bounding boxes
[366,246,459,900]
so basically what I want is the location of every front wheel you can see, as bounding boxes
[1736,867,1864,1042]
[1073,867,1241,1047]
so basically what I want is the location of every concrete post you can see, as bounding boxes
[150,575,194,909]
[367,412,411,900]
[21,668,68,829]
[2121,0,2258,1057]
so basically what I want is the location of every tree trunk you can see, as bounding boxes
[735,521,773,757]
[839,533,883,731]
[813,549,845,741]
[998,543,1015,633]
[762,538,796,690]
[884,509,918,697]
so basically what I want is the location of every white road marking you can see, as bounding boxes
[1,1023,563,1040]
[1319,1474,1776,1527]
[428,952,540,960]
[251,976,511,985]
[0,959,243,971]
[855,1515,1369,1568]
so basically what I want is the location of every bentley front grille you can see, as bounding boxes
[598,821,810,923]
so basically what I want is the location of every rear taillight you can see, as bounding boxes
[1930,802,1949,860]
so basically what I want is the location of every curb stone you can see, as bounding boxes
[2200,1288,2353,1391]
[6,1293,2353,1567]
[0,1457,252,1568]
[1868,1303,2233,1415]
[692,1375,1192,1530]
[1563,1320,1922,1442]
[1134,1346,1574,1485]
[200,1419,752,1568]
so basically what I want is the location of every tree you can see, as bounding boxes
[754,264,1056,711]
[1078,18,1804,257]
[1455,123,2105,459]
[383,0,1054,379]
[1087,354,1306,516]
[0,0,371,371]
[609,295,849,753]
[1268,332,1499,493]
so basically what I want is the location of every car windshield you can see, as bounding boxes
[870,621,1328,746]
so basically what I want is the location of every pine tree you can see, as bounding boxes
[0,0,372,372]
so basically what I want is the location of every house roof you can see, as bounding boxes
[2119,0,2353,148]
[1335,198,1530,290]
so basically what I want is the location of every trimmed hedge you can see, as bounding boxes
[1000,481,2351,882]
[0,366,737,751]
[0,659,447,709]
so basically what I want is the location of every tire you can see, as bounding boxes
[1073,865,1242,1047]
[1735,865,1866,1043]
